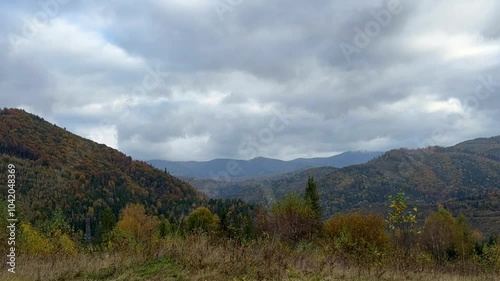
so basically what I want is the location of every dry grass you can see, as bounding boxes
[0,236,498,281]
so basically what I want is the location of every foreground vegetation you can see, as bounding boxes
[1,178,499,280]
[1,234,499,281]
[0,109,499,280]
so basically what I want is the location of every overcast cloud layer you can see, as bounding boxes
[1,0,499,161]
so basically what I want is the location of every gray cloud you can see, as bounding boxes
[1,0,499,161]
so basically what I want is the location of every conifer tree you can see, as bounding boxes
[304,176,321,221]
[96,207,116,244]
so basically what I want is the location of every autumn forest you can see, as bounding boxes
[0,108,499,281]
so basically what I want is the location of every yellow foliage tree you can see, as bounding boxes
[20,223,54,256]
[58,233,78,256]
[114,204,160,246]
[387,189,420,264]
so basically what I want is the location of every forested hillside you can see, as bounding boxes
[0,108,255,239]
[187,136,500,234]
[1,108,499,280]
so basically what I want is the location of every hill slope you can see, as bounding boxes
[0,108,205,233]
[148,151,382,179]
[186,136,500,234]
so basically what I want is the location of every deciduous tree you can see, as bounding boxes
[268,193,316,243]
[185,207,220,234]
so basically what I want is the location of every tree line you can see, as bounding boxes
[2,176,499,274]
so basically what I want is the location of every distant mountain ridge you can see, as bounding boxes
[148,151,384,179]
[183,136,500,234]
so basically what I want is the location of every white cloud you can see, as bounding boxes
[1,0,499,161]
[76,125,118,149]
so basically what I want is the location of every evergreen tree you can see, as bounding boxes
[95,207,116,244]
[304,176,321,220]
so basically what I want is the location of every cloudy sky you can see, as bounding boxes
[1,0,499,161]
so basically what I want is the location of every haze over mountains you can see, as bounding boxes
[148,151,383,179]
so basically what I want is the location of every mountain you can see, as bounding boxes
[182,167,338,206]
[184,136,500,234]
[148,151,383,179]
[0,108,207,233]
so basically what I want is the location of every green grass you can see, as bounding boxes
[85,267,120,281]
[133,259,186,280]
[82,258,187,281]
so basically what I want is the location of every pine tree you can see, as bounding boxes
[95,207,116,244]
[304,176,321,221]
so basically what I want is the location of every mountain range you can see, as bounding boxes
[148,151,383,179]
[2,107,500,235]
[182,136,500,234]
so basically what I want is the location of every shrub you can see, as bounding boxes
[476,236,500,272]
[267,194,316,243]
[323,212,388,266]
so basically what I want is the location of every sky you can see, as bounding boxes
[1,0,499,161]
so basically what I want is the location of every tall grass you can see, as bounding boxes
[1,234,498,281]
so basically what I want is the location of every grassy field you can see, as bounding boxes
[1,235,498,281]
